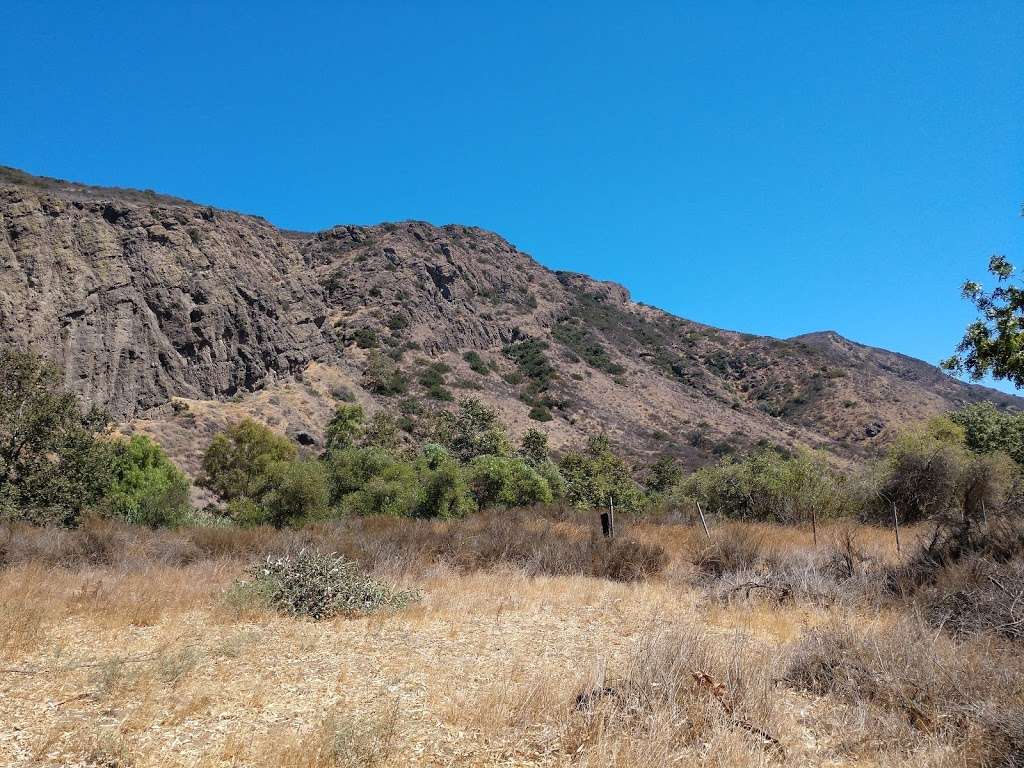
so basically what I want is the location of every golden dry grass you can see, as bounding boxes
[0,517,1018,767]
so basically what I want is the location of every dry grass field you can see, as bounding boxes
[1,513,1021,768]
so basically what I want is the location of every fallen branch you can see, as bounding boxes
[692,670,786,758]
[725,581,794,603]
[1,650,161,677]
[573,672,785,759]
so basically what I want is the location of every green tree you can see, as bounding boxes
[519,428,550,467]
[322,445,397,504]
[433,398,511,463]
[465,455,553,508]
[0,350,114,525]
[362,411,400,450]
[342,460,423,517]
[517,428,565,499]
[869,417,971,524]
[324,404,364,452]
[259,459,330,528]
[949,402,1024,465]
[416,446,476,518]
[943,254,1024,386]
[106,435,191,527]
[645,455,682,494]
[673,446,844,523]
[558,435,644,513]
[199,418,296,503]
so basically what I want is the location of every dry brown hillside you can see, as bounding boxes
[1,165,1020,476]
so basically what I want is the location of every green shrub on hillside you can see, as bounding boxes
[528,404,553,422]
[552,319,625,375]
[106,435,191,527]
[503,339,555,390]
[353,328,379,349]
[362,352,409,396]
[463,350,490,375]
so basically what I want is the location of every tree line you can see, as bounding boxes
[2,348,1023,529]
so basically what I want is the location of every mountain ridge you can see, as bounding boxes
[1,165,1019,476]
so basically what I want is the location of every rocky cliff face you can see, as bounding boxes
[1,166,1020,474]
[0,172,334,417]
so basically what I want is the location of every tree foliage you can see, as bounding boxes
[943,254,1024,386]
[199,418,297,503]
[324,444,475,519]
[559,435,644,513]
[259,459,330,528]
[672,447,843,523]
[107,435,191,527]
[519,428,550,467]
[0,350,114,525]
[949,402,1024,465]
[464,455,553,508]
[433,398,511,462]
[324,404,364,452]
[865,417,1017,524]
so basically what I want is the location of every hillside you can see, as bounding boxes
[1,165,1020,476]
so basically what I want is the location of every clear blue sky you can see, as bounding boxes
[2,2,1021,390]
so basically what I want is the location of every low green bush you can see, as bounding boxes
[463,350,490,375]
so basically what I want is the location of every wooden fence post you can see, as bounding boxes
[696,501,711,540]
[891,501,901,555]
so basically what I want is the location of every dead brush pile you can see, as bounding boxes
[691,523,887,608]
[883,516,1024,645]
[887,515,1024,595]
[413,510,668,580]
[924,556,1024,643]
[784,617,1024,765]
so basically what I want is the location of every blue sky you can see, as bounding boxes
[2,2,1021,390]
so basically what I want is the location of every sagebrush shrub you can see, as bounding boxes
[242,549,420,619]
